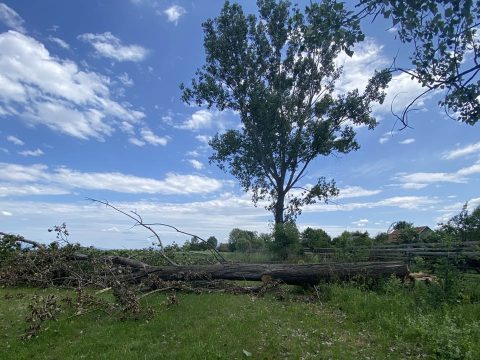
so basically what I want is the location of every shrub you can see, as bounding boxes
[270,222,300,260]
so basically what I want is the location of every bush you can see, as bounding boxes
[270,222,300,260]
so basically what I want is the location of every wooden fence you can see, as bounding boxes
[303,241,480,270]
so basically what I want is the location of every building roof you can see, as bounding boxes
[387,226,433,243]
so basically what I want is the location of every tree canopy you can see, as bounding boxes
[182,0,391,224]
[301,227,332,248]
[358,0,480,126]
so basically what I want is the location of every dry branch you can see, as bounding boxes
[87,198,226,263]
[0,231,46,250]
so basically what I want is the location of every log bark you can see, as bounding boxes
[129,261,409,285]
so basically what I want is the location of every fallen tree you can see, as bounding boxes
[0,231,408,286]
[122,262,409,285]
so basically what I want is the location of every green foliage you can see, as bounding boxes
[439,202,480,241]
[182,0,391,223]
[373,231,387,244]
[206,236,218,249]
[392,221,419,243]
[0,234,21,264]
[393,220,413,230]
[270,221,300,260]
[358,0,480,125]
[332,230,373,248]
[2,277,480,359]
[228,228,265,252]
[301,227,331,248]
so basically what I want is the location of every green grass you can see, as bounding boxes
[1,278,479,359]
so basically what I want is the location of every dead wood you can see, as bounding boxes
[0,231,46,250]
[125,262,409,285]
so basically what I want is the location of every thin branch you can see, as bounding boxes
[140,222,227,263]
[0,231,46,250]
[88,198,227,264]
[86,198,178,266]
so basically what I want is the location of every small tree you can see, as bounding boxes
[207,236,218,249]
[301,227,331,249]
[182,0,390,224]
[440,203,480,242]
[228,228,262,252]
[270,222,300,260]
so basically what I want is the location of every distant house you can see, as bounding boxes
[387,226,433,243]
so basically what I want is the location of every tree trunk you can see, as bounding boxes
[274,190,285,224]
[129,261,408,285]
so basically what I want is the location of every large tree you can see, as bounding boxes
[357,0,480,126]
[182,0,390,224]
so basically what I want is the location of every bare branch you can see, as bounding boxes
[86,198,178,266]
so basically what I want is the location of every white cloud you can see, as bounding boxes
[128,137,146,147]
[78,32,148,62]
[19,148,44,157]
[396,160,480,188]
[352,219,369,227]
[379,131,395,144]
[164,5,186,25]
[0,31,144,139]
[399,138,415,145]
[188,159,204,170]
[140,128,169,146]
[118,72,134,86]
[337,186,381,199]
[400,183,428,190]
[195,134,211,145]
[48,36,70,49]
[0,184,68,197]
[179,109,213,130]
[0,3,25,33]
[0,162,223,195]
[305,195,439,213]
[6,135,24,146]
[442,141,480,160]
[1,210,12,216]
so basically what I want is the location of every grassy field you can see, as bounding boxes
[1,276,479,360]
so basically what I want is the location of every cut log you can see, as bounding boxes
[129,261,408,285]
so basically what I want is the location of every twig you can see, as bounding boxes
[86,198,178,266]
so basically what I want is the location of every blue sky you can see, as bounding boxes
[0,0,479,248]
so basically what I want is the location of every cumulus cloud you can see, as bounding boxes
[0,3,25,33]
[177,109,238,132]
[140,128,169,146]
[188,159,204,170]
[0,31,144,139]
[0,162,223,195]
[178,109,213,130]
[442,141,480,160]
[164,5,186,25]
[78,32,148,62]
[6,135,24,146]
